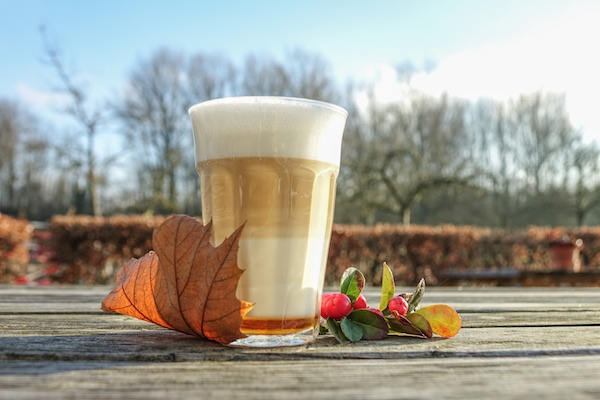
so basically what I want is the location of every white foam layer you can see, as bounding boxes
[189,97,347,166]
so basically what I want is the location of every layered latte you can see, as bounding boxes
[189,97,346,339]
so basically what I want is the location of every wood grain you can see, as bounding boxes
[1,285,599,399]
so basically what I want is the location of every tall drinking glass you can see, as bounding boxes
[189,96,347,347]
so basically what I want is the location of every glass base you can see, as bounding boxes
[228,329,317,348]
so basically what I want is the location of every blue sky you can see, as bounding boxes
[2,0,600,140]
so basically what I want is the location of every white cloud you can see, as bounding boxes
[353,64,412,114]
[360,4,600,141]
[16,82,69,110]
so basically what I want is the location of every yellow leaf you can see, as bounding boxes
[415,304,462,338]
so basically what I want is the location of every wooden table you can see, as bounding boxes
[1,285,599,399]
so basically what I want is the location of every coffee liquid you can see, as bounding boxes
[198,157,338,334]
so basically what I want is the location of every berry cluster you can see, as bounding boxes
[319,264,462,343]
[321,293,406,320]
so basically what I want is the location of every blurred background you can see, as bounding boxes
[2,0,600,228]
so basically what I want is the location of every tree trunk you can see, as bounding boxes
[402,207,411,226]
[576,208,585,227]
[86,130,100,216]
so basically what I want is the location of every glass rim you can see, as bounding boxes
[188,96,348,118]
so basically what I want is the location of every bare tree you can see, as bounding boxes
[511,92,576,195]
[469,98,522,227]
[339,88,475,225]
[569,140,600,226]
[493,92,577,225]
[40,26,106,216]
[186,52,236,102]
[0,99,19,209]
[0,99,51,219]
[17,133,52,219]
[239,49,340,102]
[281,48,340,102]
[114,48,189,213]
[335,82,377,223]
[239,53,288,96]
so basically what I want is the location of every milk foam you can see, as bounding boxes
[189,97,347,165]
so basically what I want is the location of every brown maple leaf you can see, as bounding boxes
[101,215,252,345]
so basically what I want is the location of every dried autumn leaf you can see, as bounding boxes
[415,304,462,338]
[102,214,252,345]
[101,251,172,330]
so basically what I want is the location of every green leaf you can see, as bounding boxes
[319,323,329,335]
[340,267,365,302]
[387,314,427,338]
[415,304,462,338]
[406,312,433,339]
[326,318,349,344]
[340,317,364,342]
[345,309,388,340]
[379,262,395,311]
[407,278,426,313]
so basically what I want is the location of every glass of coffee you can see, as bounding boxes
[188,96,347,347]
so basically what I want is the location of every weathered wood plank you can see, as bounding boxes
[2,285,600,312]
[2,356,600,400]
[1,285,600,400]
[2,322,600,362]
[2,308,600,334]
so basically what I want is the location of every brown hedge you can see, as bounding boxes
[0,214,34,283]
[47,216,600,285]
[326,225,591,285]
[49,215,170,284]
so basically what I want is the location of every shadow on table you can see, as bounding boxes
[0,328,445,375]
[0,330,226,375]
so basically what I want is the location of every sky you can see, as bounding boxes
[1,0,600,143]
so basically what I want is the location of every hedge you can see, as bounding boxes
[49,215,170,284]
[327,225,600,285]
[44,215,600,285]
[0,214,33,283]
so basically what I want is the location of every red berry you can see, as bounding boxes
[353,294,368,310]
[321,293,353,319]
[320,293,333,319]
[368,307,384,317]
[388,296,409,316]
